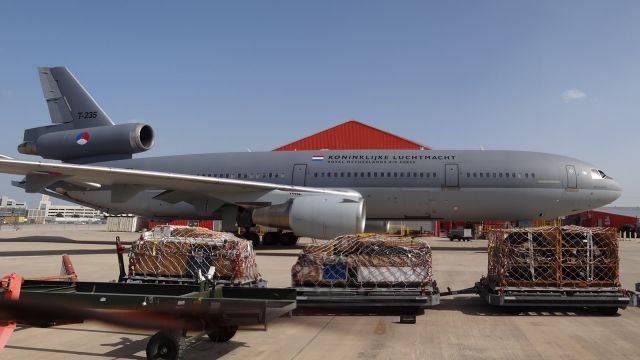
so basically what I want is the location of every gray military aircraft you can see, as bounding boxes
[0,67,623,245]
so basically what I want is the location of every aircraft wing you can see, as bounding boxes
[0,158,360,205]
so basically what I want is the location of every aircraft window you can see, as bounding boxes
[505,173,509,178]
[321,172,325,177]
[512,172,516,178]
[244,174,248,178]
[426,172,430,178]
[374,172,378,177]
[486,172,490,178]
[394,172,397,177]
[473,173,477,178]
[467,173,470,178]
[354,172,358,177]
[406,172,410,178]
[367,172,371,177]
[361,172,365,177]
[499,173,503,178]
[340,172,344,177]
[207,174,211,177]
[414,172,417,177]
[591,169,607,179]
[493,173,496,178]
[347,172,351,177]
[525,173,529,178]
[480,173,484,178]
[327,172,331,178]
[400,172,404,177]
[380,172,384,178]
[420,172,424,178]
[314,172,318,178]
[432,172,437,178]
[387,172,391,177]
[334,172,338,177]
[532,173,535,178]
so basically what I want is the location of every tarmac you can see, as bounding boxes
[1,226,639,360]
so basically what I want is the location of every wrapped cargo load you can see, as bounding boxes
[128,225,261,284]
[487,226,619,288]
[292,234,433,288]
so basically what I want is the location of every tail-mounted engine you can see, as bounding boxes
[18,123,154,162]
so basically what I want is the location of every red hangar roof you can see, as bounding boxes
[273,120,430,151]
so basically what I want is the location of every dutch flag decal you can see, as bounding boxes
[75,131,90,145]
[311,155,324,161]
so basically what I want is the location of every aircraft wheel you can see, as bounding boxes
[146,330,185,360]
[208,325,238,342]
[262,232,281,246]
[244,231,261,248]
[280,232,299,246]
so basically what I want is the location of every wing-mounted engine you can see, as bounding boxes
[18,123,154,162]
[252,195,366,239]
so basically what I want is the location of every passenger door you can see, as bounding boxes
[292,164,307,186]
[445,164,459,187]
[566,165,577,189]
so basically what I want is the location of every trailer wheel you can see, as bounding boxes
[207,326,238,342]
[596,307,619,316]
[449,238,453,242]
[146,331,186,360]
[243,231,261,248]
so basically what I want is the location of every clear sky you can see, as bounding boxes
[0,1,638,208]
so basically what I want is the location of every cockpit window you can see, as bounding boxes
[591,169,611,180]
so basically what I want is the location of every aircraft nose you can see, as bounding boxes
[602,179,623,204]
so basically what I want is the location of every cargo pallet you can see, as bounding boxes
[295,285,439,323]
[1,276,296,360]
[445,281,631,315]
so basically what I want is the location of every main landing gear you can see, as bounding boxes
[237,228,299,247]
[261,231,299,246]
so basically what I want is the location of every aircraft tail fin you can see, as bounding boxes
[38,67,114,128]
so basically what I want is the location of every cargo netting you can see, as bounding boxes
[128,226,261,284]
[487,226,619,288]
[292,234,434,288]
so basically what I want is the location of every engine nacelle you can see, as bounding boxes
[364,220,390,234]
[18,123,154,161]
[252,195,366,239]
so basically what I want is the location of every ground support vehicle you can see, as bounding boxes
[448,228,473,241]
[1,276,296,360]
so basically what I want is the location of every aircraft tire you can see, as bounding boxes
[243,231,260,247]
[262,232,281,246]
[280,232,299,246]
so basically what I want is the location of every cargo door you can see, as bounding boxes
[445,164,459,187]
[292,164,307,186]
[566,165,577,189]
